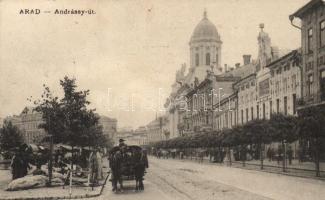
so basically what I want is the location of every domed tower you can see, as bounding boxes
[189,10,222,73]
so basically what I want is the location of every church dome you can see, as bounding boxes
[190,11,220,44]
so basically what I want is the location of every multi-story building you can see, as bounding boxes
[290,0,325,108]
[165,10,223,139]
[267,50,302,116]
[234,73,257,125]
[185,72,240,133]
[235,50,301,124]
[99,115,117,141]
[146,116,168,143]
[213,92,237,130]
[131,126,148,146]
[6,107,47,144]
[215,25,301,131]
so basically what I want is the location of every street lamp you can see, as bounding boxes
[283,139,287,172]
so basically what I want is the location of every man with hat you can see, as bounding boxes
[118,139,126,148]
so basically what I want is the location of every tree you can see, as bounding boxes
[34,76,107,185]
[0,120,24,159]
[34,84,65,144]
[298,105,325,177]
[35,76,104,148]
[269,114,298,144]
[269,114,298,172]
[242,119,271,169]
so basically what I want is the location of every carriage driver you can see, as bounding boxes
[118,138,127,148]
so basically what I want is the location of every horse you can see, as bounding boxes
[133,150,148,191]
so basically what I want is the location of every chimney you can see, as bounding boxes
[224,64,228,72]
[235,63,240,68]
[243,55,251,65]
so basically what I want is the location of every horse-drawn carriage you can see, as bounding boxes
[109,145,148,192]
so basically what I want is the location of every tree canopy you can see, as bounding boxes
[0,120,24,158]
[34,76,108,148]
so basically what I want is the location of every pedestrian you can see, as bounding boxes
[10,151,22,180]
[287,146,293,165]
[89,150,99,185]
[109,151,123,192]
[277,146,283,165]
[96,151,103,180]
[267,147,272,162]
[19,144,31,178]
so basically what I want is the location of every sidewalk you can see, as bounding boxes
[150,157,325,200]
[172,155,325,179]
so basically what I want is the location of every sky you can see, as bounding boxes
[0,0,309,129]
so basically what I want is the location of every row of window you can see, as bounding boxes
[307,20,325,52]
[216,93,298,130]
[195,53,218,66]
[239,94,296,124]
[271,61,299,77]
[239,80,256,92]
[216,111,236,130]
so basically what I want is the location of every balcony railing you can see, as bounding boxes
[297,91,325,109]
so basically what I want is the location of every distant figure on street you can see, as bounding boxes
[109,151,123,192]
[96,151,103,180]
[277,146,283,165]
[10,144,31,180]
[267,147,275,162]
[287,146,293,165]
[89,150,99,185]
[11,152,22,180]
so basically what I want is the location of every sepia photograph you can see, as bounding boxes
[0,0,324,199]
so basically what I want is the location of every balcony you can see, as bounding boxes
[297,92,325,110]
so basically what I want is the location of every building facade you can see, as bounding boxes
[99,115,117,141]
[234,73,257,125]
[6,107,47,144]
[115,127,134,145]
[214,26,301,131]
[213,92,237,130]
[185,73,240,133]
[146,116,168,143]
[165,10,223,139]
[290,0,325,108]
[132,126,148,146]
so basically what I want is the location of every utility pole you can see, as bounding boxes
[47,116,53,186]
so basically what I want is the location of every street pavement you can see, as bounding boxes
[88,157,274,200]
[84,157,325,200]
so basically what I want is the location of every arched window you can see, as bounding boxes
[206,53,210,65]
[195,53,199,66]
